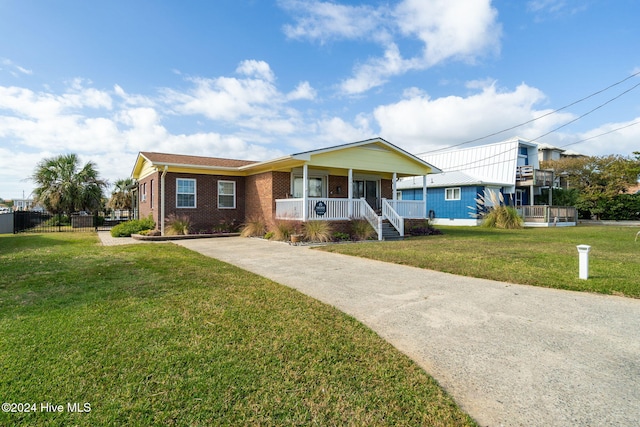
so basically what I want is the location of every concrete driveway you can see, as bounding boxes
[174,237,640,427]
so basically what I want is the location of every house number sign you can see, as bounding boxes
[314,201,327,216]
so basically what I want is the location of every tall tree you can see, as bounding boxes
[31,154,108,214]
[542,154,640,218]
[108,178,136,211]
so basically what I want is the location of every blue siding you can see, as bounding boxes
[401,186,484,220]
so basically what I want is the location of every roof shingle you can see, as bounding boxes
[140,152,257,168]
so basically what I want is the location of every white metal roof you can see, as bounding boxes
[415,137,532,186]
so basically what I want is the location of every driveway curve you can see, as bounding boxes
[175,237,640,427]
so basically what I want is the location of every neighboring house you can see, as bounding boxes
[397,137,577,227]
[12,198,44,212]
[131,138,441,239]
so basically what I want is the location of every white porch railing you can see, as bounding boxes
[275,197,426,240]
[382,199,403,237]
[385,200,425,218]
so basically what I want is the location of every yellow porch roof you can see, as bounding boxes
[131,137,441,180]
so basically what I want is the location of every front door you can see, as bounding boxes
[353,180,379,209]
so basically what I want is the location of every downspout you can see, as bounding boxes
[160,165,168,236]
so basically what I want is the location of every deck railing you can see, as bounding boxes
[517,205,577,223]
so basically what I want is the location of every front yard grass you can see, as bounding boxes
[0,233,475,426]
[320,225,640,298]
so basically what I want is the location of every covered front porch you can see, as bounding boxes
[276,196,427,240]
[267,139,440,240]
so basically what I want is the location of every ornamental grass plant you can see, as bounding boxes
[240,216,267,237]
[303,220,333,242]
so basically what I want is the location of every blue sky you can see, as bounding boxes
[1,0,639,199]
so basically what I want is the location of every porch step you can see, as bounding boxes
[380,221,403,241]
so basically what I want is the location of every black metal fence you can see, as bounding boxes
[12,211,133,233]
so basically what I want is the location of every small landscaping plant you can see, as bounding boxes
[271,220,301,241]
[333,231,351,241]
[409,220,443,236]
[351,218,376,240]
[166,213,191,235]
[473,190,524,229]
[240,216,266,237]
[303,220,333,242]
[110,215,155,237]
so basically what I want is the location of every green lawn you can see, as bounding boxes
[0,233,475,426]
[320,225,640,298]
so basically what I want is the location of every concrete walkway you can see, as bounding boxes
[148,236,636,426]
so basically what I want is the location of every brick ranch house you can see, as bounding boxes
[130,138,441,239]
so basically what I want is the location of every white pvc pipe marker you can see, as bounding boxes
[576,245,591,280]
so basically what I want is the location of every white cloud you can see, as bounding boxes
[395,0,501,65]
[374,80,574,153]
[554,118,640,157]
[236,60,276,83]
[280,0,386,44]
[1,58,33,77]
[527,0,589,20]
[287,81,317,101]
[281,0,502,95]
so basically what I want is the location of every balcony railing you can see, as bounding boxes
[516,166,554,187]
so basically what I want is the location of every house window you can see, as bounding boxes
[445,187,461,201]
[218,180,236,209]
[141,182,147,202]
[150,179,154,208]
[293,177,325,198]
[176,178,196,208]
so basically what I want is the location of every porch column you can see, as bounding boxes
[392,173,397,201]
[302,163,309,221]
[530,184,534,206]
[422,175,428,218]
[348,168,353,217]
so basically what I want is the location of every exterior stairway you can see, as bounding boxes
[380,220,402,240]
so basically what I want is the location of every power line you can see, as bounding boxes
[422,78,640,172]
[559,120,640,149]
[421,69,640,154]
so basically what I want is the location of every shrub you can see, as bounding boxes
[333,232,351,241]
[409,220,443,236]
[271,220,301,241]
[303,221,333,243]
[264,231,275,240]
[240,216,266,237]
[110,215,155,237]
[166,214,191,235]
[350,218,375,240]
[474,190,523,229]
[44,214,70,226]
[213,218,240,233]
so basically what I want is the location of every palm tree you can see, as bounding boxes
[108,177,136,211]
[31,154,108,215]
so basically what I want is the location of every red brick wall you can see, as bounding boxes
[328,175,348,198]
[245,171,290,226]
[157,173,246,233]
[381,179,393,199]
